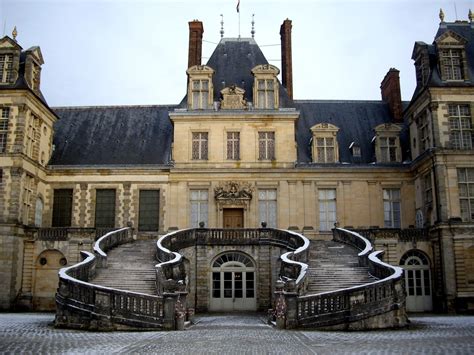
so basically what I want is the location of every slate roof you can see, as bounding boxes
[295,100,410,164]
[180,38,293,108]
[411,21,474,100]
[51,105,175,166]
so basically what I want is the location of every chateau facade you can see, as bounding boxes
[0,14,473,315]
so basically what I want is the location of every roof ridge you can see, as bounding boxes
[52,104,178,110]
[294,99,386,104]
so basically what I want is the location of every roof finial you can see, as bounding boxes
[439,8,445,22]
[251,14,255,38]
[469,9,473,23]
[12,26,17,41]
[220,14,224,38]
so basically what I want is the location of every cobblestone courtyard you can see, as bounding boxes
[0,313,473,354]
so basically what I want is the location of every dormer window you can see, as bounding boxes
[0,54,13,83]
[251,64,279,109]
[350,142,361,160]
[186,65,214,110]
[374,123,402,163]
[192,79,209,109]
[435,30,468,82]
[441,49,463,80]
[310,123,339,163]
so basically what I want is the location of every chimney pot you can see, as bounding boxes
[280,19,293,100]
[188,20,204,69]
[380,68,403,122]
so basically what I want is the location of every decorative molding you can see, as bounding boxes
[214,181,253,201]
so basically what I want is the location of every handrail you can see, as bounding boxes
[155,228,310,294]
[291,228,406,329]
[55,227,165,330]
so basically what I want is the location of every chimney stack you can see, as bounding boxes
[380,68,403,123]
[188,20,204,68]
[280,19,293,100]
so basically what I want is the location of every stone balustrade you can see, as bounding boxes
[351,227,430,243]
[55,227,167,330]
[27,227,114,241]
[155,227,310,295]
[275,228,407,330]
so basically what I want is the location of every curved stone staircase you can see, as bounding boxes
[89,239,376,297]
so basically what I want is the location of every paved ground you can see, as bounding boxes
[0,313,473,354]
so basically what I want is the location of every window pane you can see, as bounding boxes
[138,190,159,231]
[52,189,73,227]
[95,189,116,228]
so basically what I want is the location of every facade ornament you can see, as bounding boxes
[12,26,17,41]
[439,8,445,22]
[251,14,255,38]
[214,181,253,201]
[469,9,473,23]
[220,85,247,110]
[220,14,224,38]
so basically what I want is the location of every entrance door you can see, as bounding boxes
[223,208,244,228]
[210,252,256,311]
[400,250,433,312]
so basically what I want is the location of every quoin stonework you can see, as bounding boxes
[1,10,474,330]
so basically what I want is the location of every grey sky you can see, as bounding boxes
[2,0,474,106]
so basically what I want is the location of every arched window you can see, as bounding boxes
[400,249,432,312]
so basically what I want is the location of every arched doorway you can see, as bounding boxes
[400,249,432,312]
[33,249,67,310]
[209,251,256,311]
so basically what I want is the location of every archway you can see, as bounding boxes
[400,249,433,312]
[209,251,256,311]
[33,249,67,310]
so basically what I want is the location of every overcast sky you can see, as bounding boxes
[2,0,474,107]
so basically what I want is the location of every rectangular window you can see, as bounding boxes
[192,132,208,160]
[190,189,208,227]
[315,137,335,163]
[448,104,472,149]
[319,189,336,231]
[257,79,275,109]
[95,189,116,228]
[441,49,463,80]
[0,107,10,153]
[258,131,275,160]
[191,79,209,109]
[259,189,277,228]
[138,190,159,231]
[0,54,13,83]
[383,188,401,228]
[423,173,433,207]
[226,132,240,160]
[458,168,474,221]
[22,175,34,225]
[380,137,398,162]
[419,115,431,151]
[52,189,73,227]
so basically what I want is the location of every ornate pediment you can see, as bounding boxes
[220,85,246,110]
[214,181,253,201]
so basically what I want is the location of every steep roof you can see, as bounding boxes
[51,105,175,166]
[295,100,410,164]
[411,21,474,100]
[180,37,293,108]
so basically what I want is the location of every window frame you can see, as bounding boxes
[258,131,275,160]
[0,107,10,153]
[383,188,401,228]
[458,168,474,222]
[192,131,209,160]
[94,189,116,228]
[138,189,160,232]
[190,189,209,227]
[448,104,473,150]
[0,54,13,83]
[258,189,277,228]
[52,189,73,227]
[226,131,240,160]
[318,188,337,231]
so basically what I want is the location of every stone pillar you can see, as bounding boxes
[439,231,457,312]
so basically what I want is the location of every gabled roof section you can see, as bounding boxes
[51,105,176,166]
[295,100,410,164]
[409,21,474,103]
[25,46,44,65]
[179,37,293,108]
[0,36,22,50]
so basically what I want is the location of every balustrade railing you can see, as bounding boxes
[55,227,166,330]
[28,227,113,242]
[155,228,310,295]
[277,228,407,330]
[351,227,429,243]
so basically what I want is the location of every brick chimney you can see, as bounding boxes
[380,68,403,123]
[280,19,293,100]
[188,20,204,68]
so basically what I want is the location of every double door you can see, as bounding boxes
[210,268,256,311]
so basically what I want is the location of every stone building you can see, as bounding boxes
[0,13,473,316]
